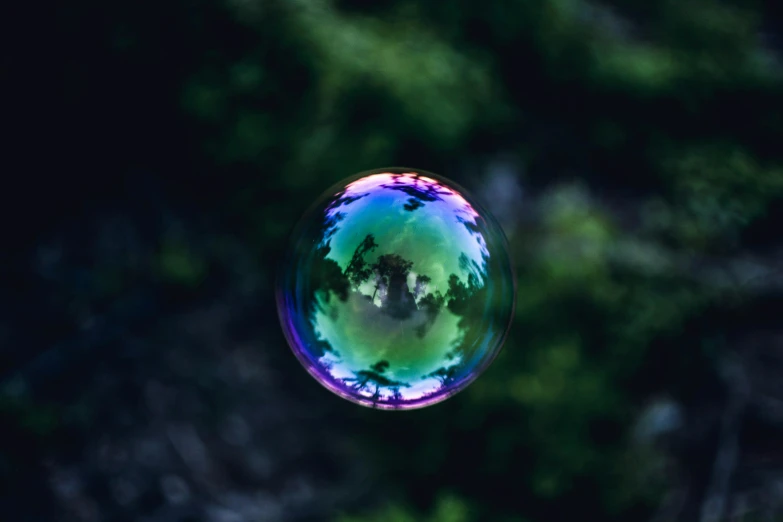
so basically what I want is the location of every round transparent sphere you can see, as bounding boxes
[276,168,516,410]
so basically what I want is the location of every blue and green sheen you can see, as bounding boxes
[277,168,516,409]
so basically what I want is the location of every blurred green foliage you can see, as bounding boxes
[157,240,209,288]
[238,1,779,521]
[9,0,783,519]
[338,494,473,522]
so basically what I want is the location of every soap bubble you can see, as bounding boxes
[276,168,516,410]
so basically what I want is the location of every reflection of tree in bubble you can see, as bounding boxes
[313,229,492,402]
[413,274,431,299]
[279,169,515,410]
[423,365,459,387]
[447,254,488,325]
[403,198,424,212]
[373,254,416,319]
[342,235,449,331]
[299,190,377,357]
[414,291,446,338]
[422,252,491,393]
[343,360,411,405]
[381,175,452,206]
[344,234,378,289]
[303,243,348,356]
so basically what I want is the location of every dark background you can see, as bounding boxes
[3,0,783,521]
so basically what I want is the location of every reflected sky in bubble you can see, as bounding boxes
[277,168,516,410]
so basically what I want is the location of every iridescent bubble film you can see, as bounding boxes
[276,168,516,410]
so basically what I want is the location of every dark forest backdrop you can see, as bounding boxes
[3,0,783,521]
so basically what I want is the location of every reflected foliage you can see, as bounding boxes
[345,234,379,289]
[279,170,515,409]
[344,360,411,403]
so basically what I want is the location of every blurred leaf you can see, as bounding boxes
[157,241,208,288]
[336,494,471,522]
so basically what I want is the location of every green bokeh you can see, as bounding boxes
[6,0,783,520]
